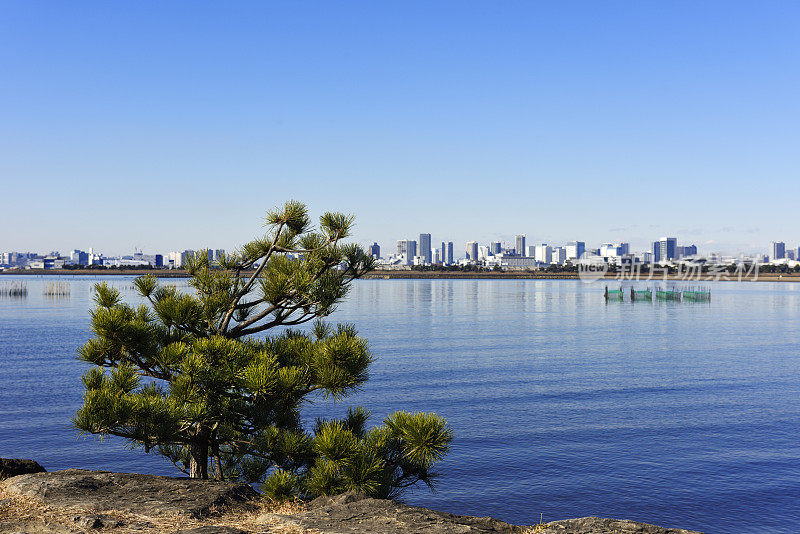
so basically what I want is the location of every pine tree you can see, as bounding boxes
[74,200,452,499]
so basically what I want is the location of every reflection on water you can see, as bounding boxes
[1,276,799,533]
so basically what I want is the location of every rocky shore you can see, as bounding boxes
[0,460,702,534]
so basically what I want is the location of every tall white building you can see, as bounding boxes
[565,241,586,260]
[466,241,479,261]
[535,244,552,264]
[552,247,566,265]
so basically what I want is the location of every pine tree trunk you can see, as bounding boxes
[189,439,209,479]
[211,441,224,481]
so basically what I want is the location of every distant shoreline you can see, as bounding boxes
[3,268,799,282]
[362,271,800,282]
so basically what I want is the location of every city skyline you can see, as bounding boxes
[8,231,795,271]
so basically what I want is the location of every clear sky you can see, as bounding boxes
[2,1,798,257]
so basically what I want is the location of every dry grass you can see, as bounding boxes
[519,513,550,533]
[0,481,315,533]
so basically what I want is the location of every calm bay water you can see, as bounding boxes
[1,275,799,533]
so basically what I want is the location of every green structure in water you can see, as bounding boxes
[683,288,711,301]
[656,289,682,301]
[604,286,624,300]
[631,288,653,301]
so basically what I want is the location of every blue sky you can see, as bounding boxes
[2,1,798,256]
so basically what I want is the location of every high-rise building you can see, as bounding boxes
[658,237,677,261]
[652,241,661,263]
[399,240,417,265]
[678,245,697,258]
[419,233,432,264]
[466,241,478,261]
[771,241,786,260]
[552,247,567,265]
[446,242,454,264]
[440,242,446,263]
[515,235,526,257]
[70,249,89,266]
[535,244,552,264]
[433,248,440,264]
[599,243,616,257]
[490,241,502,255]
[566,241,586,260]
[406,240,417,265]
[527,245,536,258]
[368,242,381,259]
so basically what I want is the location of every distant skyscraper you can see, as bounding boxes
[526,245,536,258]
[515,235,526,257]
[534,244,552,264]
[397,240,416,264]
[446,242,454,264]
[441,242,446,263]
[70,249,89,266]
[566,241,585,260]
[419,233,432,264]
[407,240,417,263]
[652,241,661,262]
[433,248,440,264]
[658,237,677,261]
[368,242,381,259]
[490,241,502,255]
[466,241,478,261]
[771,241,786,260]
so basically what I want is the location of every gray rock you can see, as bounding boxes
[537,516,702,533]
[259,493,704,534]
[3,469,258,520]
[261,491,524,533]
[0,459,46,480]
